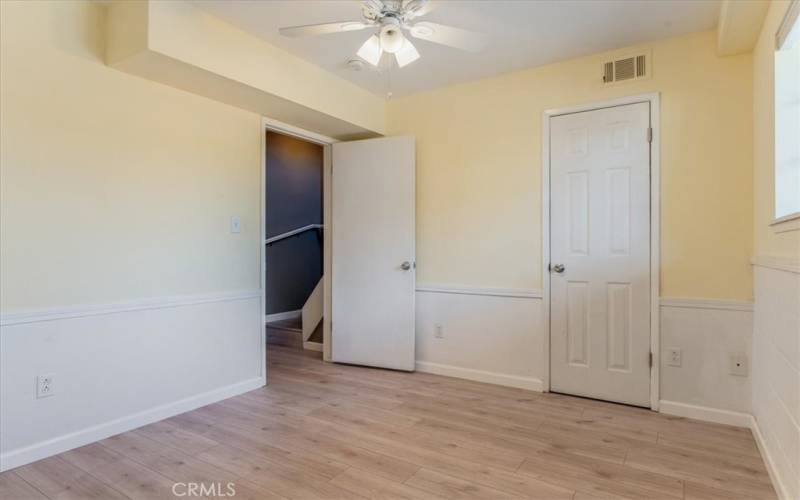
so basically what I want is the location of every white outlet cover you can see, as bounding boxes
[666,348,681,367]
[36,373,55,398]
[230,216,242,233]
[434,324,444,338]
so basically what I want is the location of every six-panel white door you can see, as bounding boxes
[331,136,416,371]
[549,102,651,407]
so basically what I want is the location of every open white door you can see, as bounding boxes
[331,136,415,371]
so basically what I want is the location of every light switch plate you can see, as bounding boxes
[230,216,241,234]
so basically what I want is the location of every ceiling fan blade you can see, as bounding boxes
[408,22,486,52]
[403,0,434,18]
[362,0,385,19]
[279,21,371,38]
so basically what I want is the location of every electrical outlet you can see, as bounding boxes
[230,216,242,234]
[434,324,444,339]
[36,373,55,398]
[666,348,681,367]
[730,353,748,376]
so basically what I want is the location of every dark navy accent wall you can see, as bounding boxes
[265,131,323,314]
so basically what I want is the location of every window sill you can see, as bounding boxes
[770,212,800,233]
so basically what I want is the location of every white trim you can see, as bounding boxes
[541,110,552,393]
[750,415,793,500]
[658,400,752,428]
[260,117,267,384]
[751,255,800,274]
[262,117,336,366]
[262,116,338,146]
[770,212,800,233]
[543,93,661,118]
[660,297,754,312]
[542,92,661,410]
[303,341,323,352]
[0,290,261,327]
[776,0,800,49]
[264,309,302,323]
[415,284,542,299]
[416,361,544,392]
[323,145,333,362]
[649,93,661,412]
[0,377,263,472]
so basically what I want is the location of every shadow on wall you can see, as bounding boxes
[265,131,323,314]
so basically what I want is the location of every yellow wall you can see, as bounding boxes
[389,30,755,300]
[753,0,800,259]
[0,0,262,311]
[0,1,763,310]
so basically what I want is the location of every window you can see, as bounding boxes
[774,0,800,224]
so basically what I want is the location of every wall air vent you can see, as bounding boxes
[602,52,650,84]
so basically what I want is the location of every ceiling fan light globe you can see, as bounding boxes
[357,34,382,66]
[380,25,405,54]
[395,39,420,67]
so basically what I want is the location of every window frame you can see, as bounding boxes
[771,0,800,232]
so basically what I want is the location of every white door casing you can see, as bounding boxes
[549,102,651,407]
[331,136,416,371]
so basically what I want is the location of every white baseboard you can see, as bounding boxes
[303,341,323,352]
[416,361,543,392]
[0,377,264,472]
[658,400,752,428]
[749,415,792,500]
[264,309,301,323]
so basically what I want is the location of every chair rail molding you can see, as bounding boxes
[415,283,543,299]
[0,290,262,327]
[751,255,800,273]
[659,297,754,311]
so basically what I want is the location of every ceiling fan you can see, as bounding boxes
[278,0,486,68]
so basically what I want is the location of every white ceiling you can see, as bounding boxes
[192,0,721,98]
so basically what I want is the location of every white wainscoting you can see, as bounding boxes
[659,297,754,417]
[751,258,799,500]
[0,291,263,472]
[415,284,544,391]
[414,286,760,420]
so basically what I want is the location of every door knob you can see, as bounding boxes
[551,263,565,274]
[400,261,412,271]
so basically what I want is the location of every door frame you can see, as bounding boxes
[260,117,338,376]
[541,92,661,410]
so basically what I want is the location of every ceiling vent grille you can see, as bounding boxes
[602,53,650,84]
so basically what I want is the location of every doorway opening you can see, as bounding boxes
[262,120,334,356]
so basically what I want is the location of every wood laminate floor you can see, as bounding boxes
[1,346,777,499]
